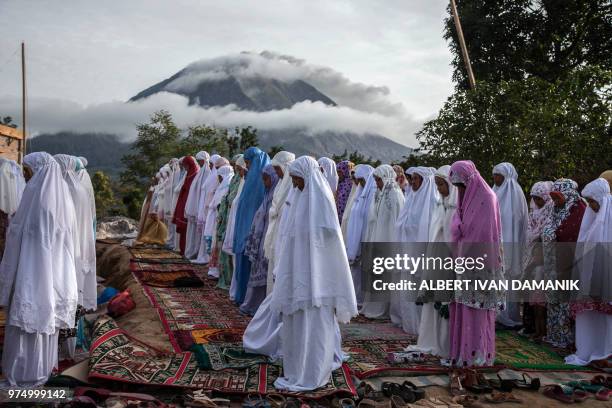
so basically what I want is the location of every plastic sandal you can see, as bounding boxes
[390,395,409,408]
[565,380,603,393]
[243,394,271,408]
[572,389,589,403]
[402,381,425,401]
[514,372,540,390]
[543,385,574,404]
[449,370,466,396]
[488,373,514,392]
[266,394,286,408]
[382,382,415,403]
[340,399,357,408]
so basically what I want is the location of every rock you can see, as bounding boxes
[96,216,138,240]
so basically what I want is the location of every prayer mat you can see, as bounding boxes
[340,322,408,341]
[494,330,583,370]
[142,286,250,352]
[131,261,209,276]
[133,269,201,288]
[88,316,355,398]
[343,338,451,378]
[190,344,270,370]
[130,247,184,261]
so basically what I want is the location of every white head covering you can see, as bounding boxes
[198,154,222,227]
[574,178,612,300]
[365,165,405,242]
[264,151,296,264]
[54,154,97,310]
[271,156,357,323]
[346,164,376,261]
[211,165,234,209]
[185,151,209,219]
[429,165,458,242]
[318,157,339,192]
[78,156,88,168]
[0,158,26,215]
[0,152,78,333]
[396,166,439,242]
[492,162,529,242]
[492,162,528,277]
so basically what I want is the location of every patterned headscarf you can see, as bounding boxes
[336,160,354,222]
[541,178,580,242]
[527,181,554,243]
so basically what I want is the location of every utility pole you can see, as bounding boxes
[21,42,27,163]
[449,0,476,89]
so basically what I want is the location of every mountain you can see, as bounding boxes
[30,53,413,171]
[28,132,131,176]
[131,73,337,112]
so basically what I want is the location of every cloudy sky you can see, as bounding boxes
[0,0,454,147]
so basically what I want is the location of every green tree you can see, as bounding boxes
[332,150,381,167]
[267,145,285,158]
[120,110,181,197]
[446,0,612,88]
[178,125,230,158]
[417,68,612,189]
[237,126,259,150]
[91,171,117,219]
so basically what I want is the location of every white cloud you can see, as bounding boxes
[0,93,421,145]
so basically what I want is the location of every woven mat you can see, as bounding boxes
[89,316,355,398]
[494,330,583,370]
[130,247,185,261]
[132,268,202,288]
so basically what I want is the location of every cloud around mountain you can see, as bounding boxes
[1,51,422,147]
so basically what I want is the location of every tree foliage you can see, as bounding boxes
[418,67,612,189]
[118,111,260,218]
[332,150,381,167]
[446,0,612,87]
[91,171,118,219]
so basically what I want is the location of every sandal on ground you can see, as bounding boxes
[413,398,446,407]
[513,373,540,391]
[484,391,523,404]
[487,374,514,392]
[381,382,415,403]
[543,385,574,404]
[402,381,425,401]
[279,397,301,408]
[571,389,589,403]
[449,370,466,396]
[243,394,271,408]
[462,370,490,394]
[565,380,603,393]
[266,394,286,408]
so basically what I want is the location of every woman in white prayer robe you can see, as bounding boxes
[0,152,78,386]
[55,155,97,311]
[242,187,296,360]
[340,166,359,243]
[393,167,438,334]
[271,156,357,392]
[224,156,247,301]
[346,165,376,307]
[565,178,612,366]
[318,157,339,192]
[0,158,26,260]
[204,163,234,277]
[492,162,528,327]
[194,155,222,264]
[263,151,295,293]
[75,157,96,233]
[184,151,210,259]
[407,165,457,359]
[359,165,405,319]
[162,158,180,244]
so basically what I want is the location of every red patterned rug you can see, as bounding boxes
[89,316,355,398]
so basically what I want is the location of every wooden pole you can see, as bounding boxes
[449,0,476,89]
[21,42,27,163]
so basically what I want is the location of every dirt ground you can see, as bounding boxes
[95,242,611,408]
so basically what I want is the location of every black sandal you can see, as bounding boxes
[381,382,415,403]
[513,373,540,391]
[401,381,425,401]
[488,374,515,392]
